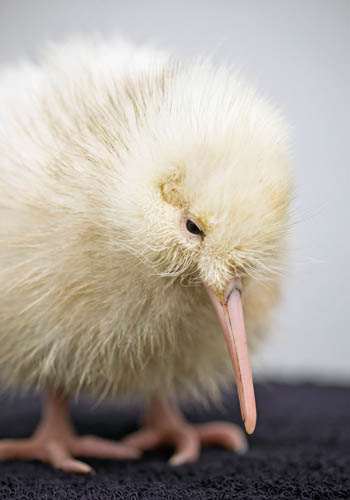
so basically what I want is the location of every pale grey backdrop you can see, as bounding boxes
[0,0,349,383]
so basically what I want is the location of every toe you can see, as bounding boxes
[122,428,162,451]
[0,439,41,461]
[196,422,248,454]
[71,435,141,460]
[123,425,200,466]
[168,426,200,466]
[46,440,94,473]
[56,458,94,474]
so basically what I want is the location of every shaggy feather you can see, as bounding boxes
[0,37,293,404]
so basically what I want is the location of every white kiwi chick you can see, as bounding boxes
[0,38,292,472]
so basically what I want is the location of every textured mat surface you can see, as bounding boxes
[0,382,348,499]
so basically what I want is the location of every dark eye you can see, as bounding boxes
[185,218,204,237]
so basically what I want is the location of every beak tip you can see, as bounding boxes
[244,417,256,435]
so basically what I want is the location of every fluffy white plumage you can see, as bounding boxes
[0,37,292,408]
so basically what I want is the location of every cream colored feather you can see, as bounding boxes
[0,37,292,406]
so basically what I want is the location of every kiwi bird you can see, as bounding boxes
[0,38,292,472]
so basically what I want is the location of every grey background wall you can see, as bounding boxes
[0,0,349,383]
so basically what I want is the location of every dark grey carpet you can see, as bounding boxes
[0,382,349,499]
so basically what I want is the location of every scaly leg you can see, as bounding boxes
[123,397,248,466]
[0,391,140,473]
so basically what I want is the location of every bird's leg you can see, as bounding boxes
[0,391,140,473]
[123,396,248,466]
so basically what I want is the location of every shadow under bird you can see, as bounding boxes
[0,38,292,472]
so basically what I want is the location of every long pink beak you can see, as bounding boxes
[205,278,257,434]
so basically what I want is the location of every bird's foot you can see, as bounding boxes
[123,397,248,466]
[0,433,140,474]
[0,392,140,473]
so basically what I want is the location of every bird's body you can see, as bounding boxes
[0,38,292,471]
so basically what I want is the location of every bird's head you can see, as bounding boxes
[108,62,293,434]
